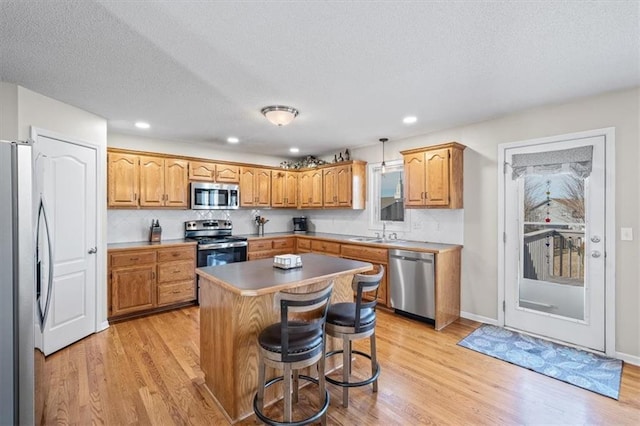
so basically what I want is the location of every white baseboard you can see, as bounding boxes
[97,321,110,332]
[616,351,640,366]
[460,311,498,325]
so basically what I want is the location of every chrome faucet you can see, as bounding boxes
[389,232,398,240]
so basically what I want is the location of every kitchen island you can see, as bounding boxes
[196,253,372,424]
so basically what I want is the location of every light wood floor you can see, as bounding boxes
[39,307,640,425]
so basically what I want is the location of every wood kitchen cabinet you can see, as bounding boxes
[298,169,324,208]
[271,170,298,208]
[401,142,465,209]
[248,237,295,260]
[322,161,366,208]
[340,244,389,307]
[109,250,157,317]
[107,152,140,207]
[139,156,189,208]
[107,149,189,209]
[240,167,271,207]
[108,244,196,321]
[189,160,240,183]
[310,239,341,257]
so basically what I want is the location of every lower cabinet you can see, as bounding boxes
[108,244,196,321]
[248,237,295,260]
[340,244,389,307]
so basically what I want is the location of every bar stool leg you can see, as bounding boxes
[318,353,327,426]
[292,369,299,404]
[257,353,266,411]
[370,332,378,392]
[342,335,350,408]
[284,364,292,422]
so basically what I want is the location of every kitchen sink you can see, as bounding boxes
[348,237,406,244]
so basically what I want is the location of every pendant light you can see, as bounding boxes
[379,138,388,174]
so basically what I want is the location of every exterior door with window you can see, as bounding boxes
[503,135,606,351]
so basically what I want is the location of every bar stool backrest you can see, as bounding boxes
[274,282,334,362]
[351,265,385,333]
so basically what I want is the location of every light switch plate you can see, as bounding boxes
[621,227,633,241]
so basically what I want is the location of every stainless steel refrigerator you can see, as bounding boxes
[1,140,51,425]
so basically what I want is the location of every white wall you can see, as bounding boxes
[0,83,110,331]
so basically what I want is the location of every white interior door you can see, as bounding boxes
[503,135,606,352]
[33,132,97,355]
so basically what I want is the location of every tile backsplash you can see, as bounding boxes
[108,208,463,245]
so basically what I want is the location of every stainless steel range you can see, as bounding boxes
[185,220,248,268]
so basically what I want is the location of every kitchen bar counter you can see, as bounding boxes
[197,253,371,424]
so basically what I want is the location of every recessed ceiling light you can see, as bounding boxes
[227,137,239,144]
[403,116,417,124]
[289,147,299,153]
[135,121,150,129]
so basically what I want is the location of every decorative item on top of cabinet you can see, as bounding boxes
[240,167,271,207]
[400,142,465,209]
[271,170,298,208]
[189,160,240,183]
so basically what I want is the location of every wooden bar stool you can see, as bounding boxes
[325,265,384,407]
[253,283,334,426]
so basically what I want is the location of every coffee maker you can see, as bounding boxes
[292,216,308,233]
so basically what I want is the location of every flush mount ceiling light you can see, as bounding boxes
[261,105,299,126]
[380,138,388,174]
[135,121,150,129]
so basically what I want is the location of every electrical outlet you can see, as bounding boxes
[621,227,633,241]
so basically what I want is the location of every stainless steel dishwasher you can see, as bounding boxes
[389,249,435,321]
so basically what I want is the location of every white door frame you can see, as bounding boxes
[30,127,107,336]
[497,127,616,357]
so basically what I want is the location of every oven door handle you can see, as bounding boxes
[198,241,248,250]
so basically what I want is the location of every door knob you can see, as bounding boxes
[590,236,601,243]
[591,250,601,258]
[88,247,97,254]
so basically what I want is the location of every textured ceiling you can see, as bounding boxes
[1,1,638,157]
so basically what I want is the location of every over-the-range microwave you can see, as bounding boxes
[190,182,239,210]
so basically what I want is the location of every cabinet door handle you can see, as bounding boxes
[152,271,156,279]
[134,193,138,201]
[425,192,428,200]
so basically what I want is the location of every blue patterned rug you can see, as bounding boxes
[458,325,623,399]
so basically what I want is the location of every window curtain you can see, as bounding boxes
[511,145,593,179]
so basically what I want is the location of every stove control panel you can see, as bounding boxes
[185,219,232,231]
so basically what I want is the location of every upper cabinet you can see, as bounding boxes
[298,169,324,208]
[322,161,366,209]
[108,149,368,210]
[271,170,298,208]
[140,156,189,208]
[189,160,240,183]
[107,152,139,207]
[107,150,188,209]
[401,142,465,209]
[240,167,271,207]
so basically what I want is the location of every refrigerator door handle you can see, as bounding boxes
[36,198,53,332]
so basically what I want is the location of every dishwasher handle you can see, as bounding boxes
[389,249,434,262]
